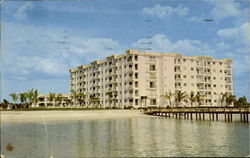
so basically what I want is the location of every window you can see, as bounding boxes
[220,70,222,73]
[149,72,156,79]
[213,84,216,87]
[150,99,157,105]
[184,83,187,86]
[135,99,138,105]
[214,100,217,103]
[183,75,187,78]
[191,67,194,71]
[135,64,138,70]
[135,55,138,61]
[149,56,156,61]
[135,73,138,79]
[213,62,215,65]
[135,81,138,87]
[150,82,156,88]
[183,59,186,62]
[135,90,139,96]
[213,77,216,80]
[191,76,194,79]
[149,65,156,71]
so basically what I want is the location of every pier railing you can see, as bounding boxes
[143,107,250,122]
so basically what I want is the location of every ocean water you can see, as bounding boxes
[1,115,249,157]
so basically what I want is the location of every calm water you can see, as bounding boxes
[1,116,249,157]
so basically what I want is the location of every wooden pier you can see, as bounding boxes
[143,107,250,122]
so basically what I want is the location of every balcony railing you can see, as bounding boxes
[175,78,182,82]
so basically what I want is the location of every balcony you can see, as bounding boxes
[174,70,182,74]
[125,93,133,99]
[174,61,181,65]
[197,87,204,90]
[126,85,133,91]
[204,87,212,91]
[175,86,182,90]
[175,78,182,82]
[146,85,157,89]
[205,95,212,98]
[147,76,157,81]
[125,77,133,82]
[204,71,212,75]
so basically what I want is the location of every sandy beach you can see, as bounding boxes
[0,110,148,124]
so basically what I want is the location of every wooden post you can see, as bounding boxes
[246,114,249,122]
[199,113,201,120]
[212,113,214,121]
[230,113,233,122]
[203,113,205,120]
[227,113,230,122]
[190,113,193,120]
[209,113,211,121]
[243,113,246,122]
[196,113,198,120]
[216,113,218,121]
[224,113,227,121]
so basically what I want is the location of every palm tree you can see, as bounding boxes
[160,90,174,107]
[55,93,63,106]
[89,95,96,107]
[78,92,86,107]
[235,96,247,107]
[65,98,73,107]
[94,97,101,108]
[27,88,39,107]
[225,94,237,107]
[71,90,79,107]
[220,92,228,107]
[175,91,188,107]
[188,91,196,107]
[9,93,19,104]
[48,92,56,107]
[195,93,203,106]
[33,89,38,107]
[19,92,28,108]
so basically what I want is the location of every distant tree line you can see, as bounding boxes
[1,89,249,110]
[160,90,250,108]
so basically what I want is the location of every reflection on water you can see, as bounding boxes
[1,117,249,157]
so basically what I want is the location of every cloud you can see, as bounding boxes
[72,38,121,56]
[142,4,189,19]
[2,21,124,80]
[187,16,201,22]
[217,22,250,47]
[132,34,215,56]
[14,2,33,20]
[16,56,69,75]
[208,0,240,20]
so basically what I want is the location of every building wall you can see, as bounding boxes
[70,50,233,108]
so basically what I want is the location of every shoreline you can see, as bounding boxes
[1,110,148,124]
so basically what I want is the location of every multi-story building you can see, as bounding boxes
[37,94,70,107]
[69,50,233,108]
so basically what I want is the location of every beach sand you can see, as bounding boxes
[0,110,147,124]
